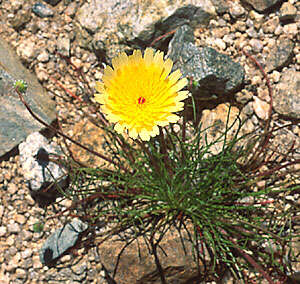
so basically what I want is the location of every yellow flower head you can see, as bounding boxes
[94,48,189,141]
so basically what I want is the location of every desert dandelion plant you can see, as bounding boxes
[94,48,190,141]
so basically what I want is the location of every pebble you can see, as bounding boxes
[279,2,297,22]
[16,37,37,63]
[0,226,7,236]
[296,53,300,65]
[37,50,50,62]
[243,102,254,116]
[35,64,49,82]
[246,27,258,38]
[57,34,70,57]
[0,205,4,217]
[274,25,283,35]
[251,75,262,85]
[32,255,43,269]
[21,249,33,259]
[235,89,253,104]
[262,17,279,34]
[7,222,21,234]
[15,214,27,225]
[214,38,226,50]
[269,70,281,83]
[6,235,15,246]
[253,96,270,120]
[229,1,245,18]
[282,23,298,37]
[32,2,54,18]
[15,268,27,279]
[249,38,263,53]
[65,2,77,18]
[7,183,18,194]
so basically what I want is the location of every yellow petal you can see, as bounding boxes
[167,114,179,123]
[177,90,190,101]
[170,78,188,93]
[139,129,151,141]
[129,128,138,139]
[151,125,159,136]
[95,82,105,93]
[168,69,182,84]
[114,123,124,134]
[144,48,154,65]
[161,58,173,79]
[131,49,142,64]
[94,93,106,104]
[103,65,114,78]
[156,120,169,127]
[112,57,123,70]
[153,50,164,66]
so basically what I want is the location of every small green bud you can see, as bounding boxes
[192,80,199,88]
[14,80,28,94]
[33,222,44,233]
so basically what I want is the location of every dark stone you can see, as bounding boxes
[32,2,54,18]
[243,0,283,12]
[265,37,294,72]
[42,0,61,6]
[211,0,230,15]
[40,219,88,265]
[168,25,245,97]
[0,37,56,158]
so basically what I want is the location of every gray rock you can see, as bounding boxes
[243,0,282,12]
[0,37,56,158]
[265,37,294,72]
[273,69,300,119]
[75,0,216,59]
[210,0,229,15]
[42,0,61,6]
[19,132,68,206]
[32,2,54,18]
[39,219,88,265]
[168,25,245,97]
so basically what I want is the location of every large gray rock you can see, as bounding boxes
[40,219,88,265]
[168,25,245,98]
[0,37,56,158]
[273,69,300,119]
[75,0,216,59]
[19,132,68,207]
[265,37,294,73]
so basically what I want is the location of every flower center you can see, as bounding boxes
[137,96,146,105]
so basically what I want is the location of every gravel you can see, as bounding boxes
[0,0,299,283]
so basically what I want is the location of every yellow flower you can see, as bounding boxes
[94,48,189,141]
